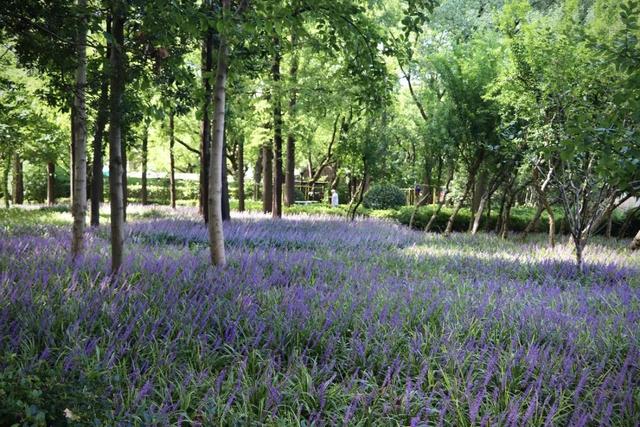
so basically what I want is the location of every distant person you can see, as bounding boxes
[414,184,421,202]
[331,189,339,208]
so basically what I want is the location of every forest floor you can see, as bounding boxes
[1,205,639,425]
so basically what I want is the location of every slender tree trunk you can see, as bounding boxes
[471,193,490,235]
[207,7,228,267]
[284,33,298,207]
[90,92,107,225]
[169,111,176,209]
[141,125,149,205]
[2,156,9,208]
[108,0,126,273]
[121,127,127,222]
[425,170,453,232]
[271,38,283,218]
[221,133,230,221]
[12,154,23,204]
[47,162,56,206]
[500,192,515,239]
[70,107,75,209]
[237,137,245,211]
[71,0,88,259]
[90,17,110,227]
[522,202,545,240]
[574,234,585,272]
[253,155,261,201]
[630,229,640,251]
[200,19,213,222]
[606,213,613,239]
[445,173,474,235]
[349,173,366,221]
[262,144,272,213]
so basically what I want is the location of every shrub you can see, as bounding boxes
[363,183,405,209]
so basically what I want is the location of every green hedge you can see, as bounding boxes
[369,204,640,237]
[363,184,405,209]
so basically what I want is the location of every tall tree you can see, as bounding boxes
[207,0,230,266]
[108,0,126,272]
[71,0,88,259]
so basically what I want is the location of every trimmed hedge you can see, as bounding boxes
[370,204,640,237]
[363,184,405,209]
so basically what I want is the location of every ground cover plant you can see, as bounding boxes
[1,206,639,425]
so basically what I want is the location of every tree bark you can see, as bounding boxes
[169,111,176,209]
[12,154,23,204]
[237,137,245,211]
[471,193,490,235]
[71,0,88,259]
[284,33,298,207]
[522,202,545,239]
[348,173,366,221]
[90,16,110,227]
[47,162,56,206]
[108,0,126,273]
[262,144,272,213]
[121,126,127,222]
[271,37,283,218]
[445,166,477,236]
[70,107,75,209]
[200,17,213,222]
[500,192,515,239]
[630,229,640,251]
[425,173,454,232]
[221,133,230,221]
[2,156,10,208]
[141,124,149,205]
[207,4,228,267]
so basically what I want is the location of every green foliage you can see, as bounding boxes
[363,183,406,209]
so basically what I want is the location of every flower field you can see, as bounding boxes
[1,206,639,425]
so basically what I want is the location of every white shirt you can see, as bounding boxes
[331,191,339,207]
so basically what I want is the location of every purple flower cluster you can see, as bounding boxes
[0,208,638,425]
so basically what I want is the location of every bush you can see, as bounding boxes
[363,183,406,209]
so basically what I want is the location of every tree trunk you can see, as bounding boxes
[121,127,127,222]
[221,133,230,221]
[90,94,107,225]
[500,192,515,239]
[207,7,228,267]
[284,33,298,207]
[262,144,272,213]
[200,19,213,222]
[469,169,487,231]
[141,125,149,205]
[71,0,88,259]
[47,162,55,206]
[108,0,126,273]
[425,169,453,232]
[2,156,9,208]
[574,235,585,273]
[522,202,545,240]
[70,107,75,209]
[445,174,474,235]
[271,38,283,218]
[253,155,261,201]
[237,137,245,211]
[630,229,640,251]
[471,193,490,235]
[12,154,23,204]
[606,213,613,239]
[349,174,366,221]
[90,16,110,227]
[169,111,176,209]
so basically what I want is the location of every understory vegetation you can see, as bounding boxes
[1,207,638,425]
